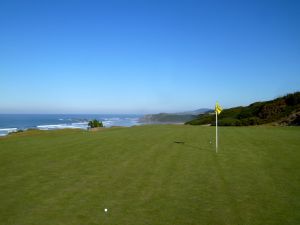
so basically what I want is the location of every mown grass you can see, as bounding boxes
[0,125,299,225]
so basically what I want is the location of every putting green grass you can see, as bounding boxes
[0,125,299,225]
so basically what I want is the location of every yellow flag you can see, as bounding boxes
[215,102,223,115]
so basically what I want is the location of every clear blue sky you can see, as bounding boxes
[1,0,299,114]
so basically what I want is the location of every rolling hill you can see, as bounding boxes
[186,92,300,126]
[139,108,212,123]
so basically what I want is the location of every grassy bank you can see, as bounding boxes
[0,125,299,225]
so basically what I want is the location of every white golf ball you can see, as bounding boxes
[104,208,108,212]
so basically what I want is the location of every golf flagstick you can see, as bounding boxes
[215,102,222,153]
[216,110,218,153]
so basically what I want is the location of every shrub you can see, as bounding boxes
[241,117,260,125]
[88,119,103,128]
[285,92,300,106]
[257,100,286,120]
[217,118,241,126]
[291,115,300,125]
[185,91,300,126]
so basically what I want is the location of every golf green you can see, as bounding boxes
[0,125,299,225]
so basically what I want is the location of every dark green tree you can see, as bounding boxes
[88,119,103,128]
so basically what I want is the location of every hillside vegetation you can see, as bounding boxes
[139,108,212,123]
[0,125,300,225]
[186,92,300,126]
[139,113,197,123]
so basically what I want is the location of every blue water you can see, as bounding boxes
[0,114,142,136]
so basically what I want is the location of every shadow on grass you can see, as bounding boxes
[173,141,204,151]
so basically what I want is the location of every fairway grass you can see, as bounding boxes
[0,125,299,225]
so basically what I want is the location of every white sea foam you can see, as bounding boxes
[102,121,112,126]
[37,122,88,130]
[104,117,121,121]
[72,122,88,125]
[0,128,18,131]
[0,128,18,136]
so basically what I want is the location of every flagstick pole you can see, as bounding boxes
[216,112,218,153]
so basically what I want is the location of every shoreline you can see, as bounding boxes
[0,114,143,136]
[0,122,189,137]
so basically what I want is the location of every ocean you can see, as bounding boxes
[0,114,142,136]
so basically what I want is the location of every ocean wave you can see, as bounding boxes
[0,115,142,135]
[72,122,88,125]
[37,123,88,130]
[104,117,121,121]
[102,121,112,126]
[0,128,18,136]
[0,128,18,131]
